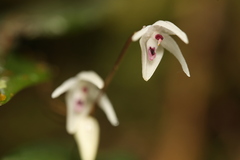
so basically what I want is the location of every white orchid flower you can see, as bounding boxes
[51,71,119,134]
[132,20,190,81]
[51,71,119,160]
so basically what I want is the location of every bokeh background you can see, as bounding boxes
[0,0,240,160]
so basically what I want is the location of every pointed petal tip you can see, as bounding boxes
[142,70,154,81]
[143,78,149,81]
[50,77,76,99]
[51,93,56,99]
[132,25,150,41]
[131,33,138,41]
[51,90,59,99]
[132,31,144,41]
[178,31,189,44]
[110,120,119,127]
[183,35,189,44]
[184,70,190,77]
[113,121,119,126]
[98,94,119,127]
[142,68,156,82]
[143,75,150,81]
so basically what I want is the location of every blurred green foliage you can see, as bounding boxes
[0,55,51,105]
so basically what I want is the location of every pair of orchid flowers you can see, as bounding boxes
[51,20,190,160]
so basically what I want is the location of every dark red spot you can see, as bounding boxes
[74,99,84,112]
[82,87,88,93]
[155,34,164,40]
[76,100,84,106]
[149,47,155,55]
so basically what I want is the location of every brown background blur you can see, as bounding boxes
[0,0,240,160]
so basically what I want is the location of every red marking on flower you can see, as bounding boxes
[155,34,164,40]
[74,99,84,112]
[82,87,88,93]
[77,100,84,106]
[148,47,156,61]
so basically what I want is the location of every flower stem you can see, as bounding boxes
[91,34,133,113]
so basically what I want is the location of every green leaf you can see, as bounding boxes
[0,55,51,106]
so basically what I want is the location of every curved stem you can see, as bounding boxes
[91,34,133,113]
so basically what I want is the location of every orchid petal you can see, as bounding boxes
[140,37,164,81]
[132,25,151,41]
[98,94,119,126]
[74,116,99,160]
[65,92,79,134]
[77,71,104,89]
[161,35,190,77]
[65,89,91,134]
[153,21,189,44]
[51,77,76,98]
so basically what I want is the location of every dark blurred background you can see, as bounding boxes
[0,0,240,160]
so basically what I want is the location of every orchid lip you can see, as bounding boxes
[74,99,84,112]
[148,47,156,61]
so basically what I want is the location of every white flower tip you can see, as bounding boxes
[51,92,58,99]
[109,116,119,127]
[98,94,119,127]
[143,76,150,81]
[112,120,119,126]
[131,32,140,41]
[142,69,154,81]
[186,71,191,77]
[182,33,189,44]
[132,25,150,41]
[51,77,76,99]
[183,67,190,77]
[51,89,62,98]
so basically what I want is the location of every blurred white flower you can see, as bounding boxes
[74,116,99,160]
[51,71,119,160]
[132,20,190,81]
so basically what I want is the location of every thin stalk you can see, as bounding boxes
[91,34,133,113]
